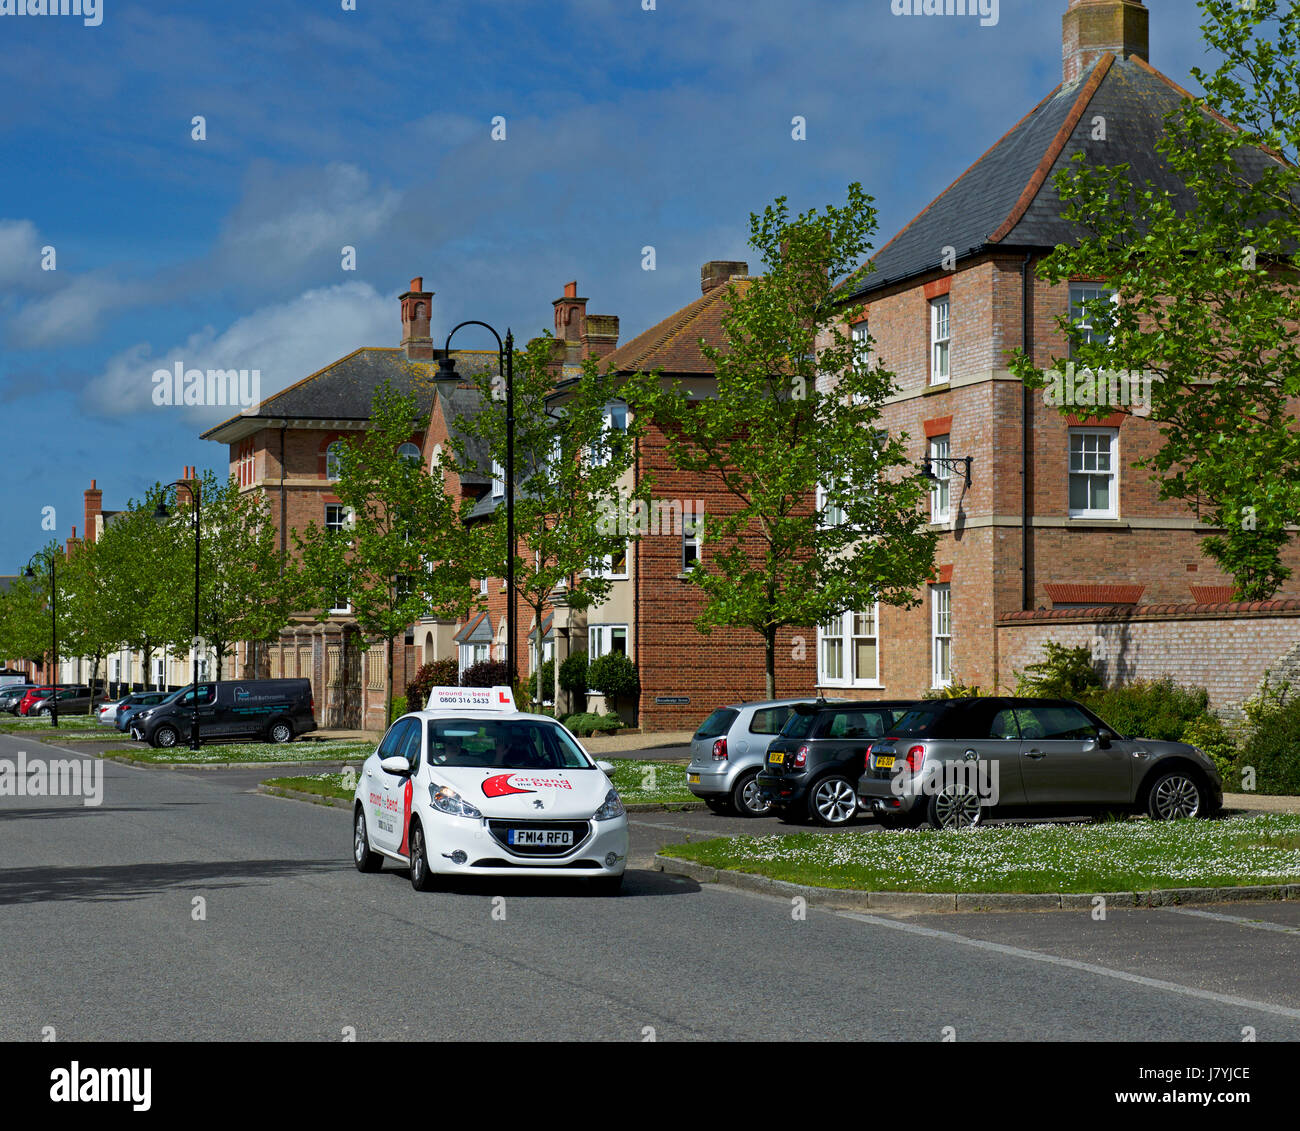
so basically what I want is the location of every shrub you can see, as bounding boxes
[923,679,992,699]
[1085,678,1211,742]
[406,658,459,709]
[1181,714,1240,784]
[460,660,510,688]
[1239,689,1300,795]
[388,696,407,724]
[1016,641,1102,699]
[562,711,626,737]
[586,652,639,716]
[560,650,589,710]
[512,679,533,714]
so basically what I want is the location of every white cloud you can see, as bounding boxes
[83,281,394,422]
[13,272,149,348]
[0,219,44,287]
[215,162,402,281]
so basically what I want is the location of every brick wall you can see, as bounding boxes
[998,602,1300,713]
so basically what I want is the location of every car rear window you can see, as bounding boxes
[749,706,795,735]
[779,710,823,739]
[694,708,739,740]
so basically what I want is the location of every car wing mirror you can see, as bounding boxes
[596,760,615,775]
[1096,732,1112,749]
[379,755,412,775]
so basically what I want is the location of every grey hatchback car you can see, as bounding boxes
[857,697,1224,829]
[686,699,829,816]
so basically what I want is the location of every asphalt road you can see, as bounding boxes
[3,730,1299,1042]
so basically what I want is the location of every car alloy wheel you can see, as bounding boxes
[1149,772,1202,820]
[268,722,292,744]
[153,725,178,749]
[733,771,772,817]
[929,785,983,829]
[409,824,435,891]
[810,776,857,826]
[354,809,382,872]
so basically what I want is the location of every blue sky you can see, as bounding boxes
[0,0,1211,569]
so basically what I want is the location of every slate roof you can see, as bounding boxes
[599,276,751,375]
[453,610,492,644]
[201,347,498,440]
[845,55,1290,301]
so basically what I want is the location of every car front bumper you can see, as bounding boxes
[415,812,630,878]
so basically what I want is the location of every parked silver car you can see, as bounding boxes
[687,698,835,816]
[857,697,1224,829]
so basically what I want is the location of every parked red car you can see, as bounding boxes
[16,687,56,716]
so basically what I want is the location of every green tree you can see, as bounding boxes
[626,185,938,697]
[90,485,190,690]
[0,554,60,674]
[1011,0,1300,599]
[447,335,648,701]
[59,537,126,711]
[295,382,478,725]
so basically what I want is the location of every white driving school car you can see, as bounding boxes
[351,686,629,893]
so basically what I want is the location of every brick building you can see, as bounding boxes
[202,279,496,729]
[816,0,1300,708]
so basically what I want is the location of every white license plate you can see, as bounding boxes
[508,828,573,847]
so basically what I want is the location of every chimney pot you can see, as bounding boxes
[410,276,423,292]
[564,281,577,299]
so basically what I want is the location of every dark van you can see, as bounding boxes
[138,679,316,748]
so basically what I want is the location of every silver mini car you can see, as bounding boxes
[858,697,1224,829]
[686,699,831,816]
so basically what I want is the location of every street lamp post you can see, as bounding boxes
[436,322,516,687]
[155,478,203,751]
[23,549,59,729]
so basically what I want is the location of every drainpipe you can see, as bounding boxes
[1021,253,1033,613]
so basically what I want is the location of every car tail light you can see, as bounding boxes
[906,745,926,773]
[712,737,727,760]
[793,745,809,769]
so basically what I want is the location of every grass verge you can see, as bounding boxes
[100,740,373,765]
[663,814,1300,893]
[261,758,697,806]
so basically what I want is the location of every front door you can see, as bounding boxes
[1016,702,1131,805]
[373,718,418,856]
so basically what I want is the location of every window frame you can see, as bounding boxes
[930,296,951,385]
[931,583,952,689]
[1068,428,1119,519]
[928,434,952,523]
[817,605,881,688]
[1068,282,1117,359]
[587,624,629,660]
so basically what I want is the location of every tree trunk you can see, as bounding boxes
[765,627,777,700]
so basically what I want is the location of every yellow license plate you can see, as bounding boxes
[687,773,700,783]
[875,756,895,769]
[769,751,785,764]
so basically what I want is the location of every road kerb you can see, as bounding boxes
[655,854,1299,914]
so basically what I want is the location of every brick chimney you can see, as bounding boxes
[701,261,749,294]
[66,526,78,556]
[581,314,620,362]
[84,479,103,544]
[400,276,434,361]
[553,281,587,343]
[1063,0,1149,85]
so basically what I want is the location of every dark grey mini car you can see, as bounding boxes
[857,697,1224,829]
[757,700,917,826]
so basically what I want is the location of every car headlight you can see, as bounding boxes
[429,783,482,819]
[593,789,625,821]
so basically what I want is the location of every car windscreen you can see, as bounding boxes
[426,719,595,770]
[694,708,739,740]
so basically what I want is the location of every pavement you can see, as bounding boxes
[3,729,1300,1041]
